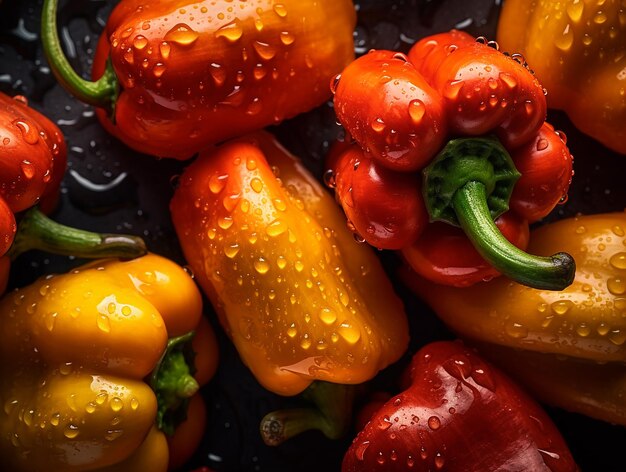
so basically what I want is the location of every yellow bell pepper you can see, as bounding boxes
[170,131,409,444]
[0,254,215,471]
[404,212,626,424]
[497,0,626,154]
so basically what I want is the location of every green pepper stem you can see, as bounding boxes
[41,0,118,111]
[260,381,355,446]
[150,331,199,436]
[453,181,575,290]
[8,207,146,261]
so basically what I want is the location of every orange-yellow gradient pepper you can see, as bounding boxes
[404,212,626,425]
[170,131,409,443]
[497,0,626,154]
[0,254,218,472]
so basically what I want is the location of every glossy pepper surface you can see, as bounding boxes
[497,0,626,154]
[404,212,626,425]
[0,254,217,471]
[406,212,626,363]
[0,92,66,255]
[342,341,578,472]
[170,131,409,396]
[329,30,575,290]
[42,0,356,159]
[0,92,147,294]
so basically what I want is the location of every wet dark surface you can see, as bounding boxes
[1,0,626,471]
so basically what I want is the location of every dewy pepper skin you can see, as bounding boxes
[342,341,578,472]
[329,30,575,290]
[0,254,218,472]
[0,92,147,294]
[170,131,409,444]
[403,212,626,427]
[497,0,626,154]
[41,0,356,159]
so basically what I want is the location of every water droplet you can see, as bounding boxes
[224,243,240,258]
[567,0,584,22]
[280,31,295,46]
[505,321,529,339]
[215,20,243,42]
[97,314,111,333]
[121,306,131,316]
[50,412,60,426]
[218,216,234,230]
[594,11,607,24]
[609,328,626,346]
[610,252,626,270]
[165,24,199,46]
[524,100,534,115]
[300,334,311,349]
[209,173,229,194]
[355,441,370,461]
[554,24,574,51]
[253,41,276,60]
[287,323,297,337]
[153,63,166,78]
[159,41,171,59]
[64,424,79,439]
[266,219,288,237]
[105,429,124,441]
[551,300,573,315]
[499,72,518,89]
[435,452,445,469]
[338,322,360,344]
[576,323,591,337]
[250,177,263,193]
[133,35,148,50]
[319,308,336,325]
[254,258,270,274]
[85,402,96,414]
[371,118,386,132]
[330,74,341,94]
[110,397,124,412]
[607,277,626,295]
[273,4,287,17]
[428,416,441,430]
[536,138,549,151]
[45,312,58,331]
[95,392,108,405]
[323,169,336,188]
[130,398,139,410]
[408,99,425,124]
[443,80,464,100]
[13,120,39,144]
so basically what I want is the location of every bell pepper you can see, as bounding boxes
[404,212,626,425]
[0,253,218,471]
[342,341,578,472]
[41,0,356,159]
[497,0,626,154]
[0,92,147,294]
[170,131,409,443]
[329,30,575,290]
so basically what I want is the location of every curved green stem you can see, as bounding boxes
[454,181,575,290]
[150,331,199,436]
[41,0,118,111]
[260,381,354,446]
[8,207,146,260]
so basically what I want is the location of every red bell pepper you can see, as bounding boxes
[342,341,578,472]
[328,30,575,290]
[41,0,356,159]
[0,92,146,293]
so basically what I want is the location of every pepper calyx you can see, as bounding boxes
[150,331,199,436]
[423,136,520,226]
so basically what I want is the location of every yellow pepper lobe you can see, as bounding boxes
[497,0,626,154]
[171,132,409,396]
[0,254,202,471]
[406,212,626,363]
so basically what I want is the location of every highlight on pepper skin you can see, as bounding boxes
[0,253,217,472]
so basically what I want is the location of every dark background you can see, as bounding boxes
[1,0,626,470]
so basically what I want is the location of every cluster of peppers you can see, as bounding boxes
[0,0,624,470]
